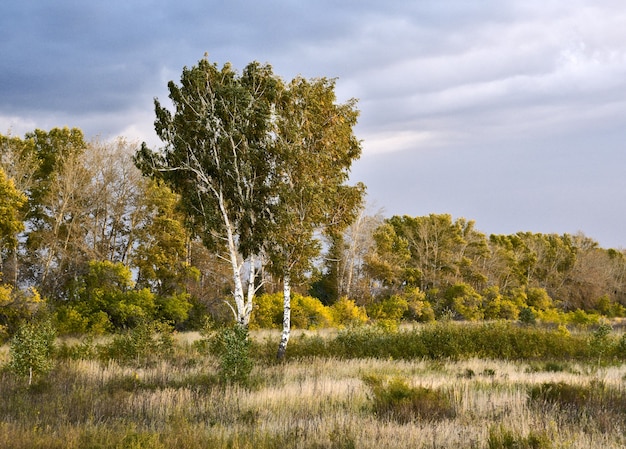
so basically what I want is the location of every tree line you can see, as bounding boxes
[1,57,625,353]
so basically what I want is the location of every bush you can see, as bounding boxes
[366,295,408,324]
[526,287,553,311]
[98,320,174,366]
[519,307,536,325]
[566,309,600,327]
[488,426,553,449]
[402,287,435,322]
[291,294,334,329]
[362,374,455,423]
[8,319,56,385]
[329,297,368,327]
[251,293,334,330]
[155,292,193,327]
[209,325,253,386]
[250,293,283,329]
[589,321,614,364]
[444,283,483,320]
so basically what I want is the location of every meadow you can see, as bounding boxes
[1,322,625,449]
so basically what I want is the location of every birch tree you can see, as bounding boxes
[135,58,280,326]
[268,76,364,359]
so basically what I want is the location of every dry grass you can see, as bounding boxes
[1,331,626,448]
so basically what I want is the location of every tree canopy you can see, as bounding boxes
[135,58,365,334]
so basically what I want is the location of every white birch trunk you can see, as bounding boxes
[276,272,291,360]
[245,255,256,325]
[218,189,248,327]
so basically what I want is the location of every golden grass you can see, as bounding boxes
[2,332,626,448]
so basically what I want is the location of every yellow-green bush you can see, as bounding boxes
[330,297,368,327]
[250,293,283,329]
[481,286,520,320]
[251,293,334,329]
[366,295,408,322]
[526,287,554,311]
[291,294,333,329]
[403,287,435,322]
[363,374,455,423]
[444,283,483,320]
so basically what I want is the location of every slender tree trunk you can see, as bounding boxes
[227,225,246,326]
[245,255,256,325]
[217,188,248,326]
[276,272,291,360]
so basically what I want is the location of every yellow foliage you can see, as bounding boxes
[0,285,45,337]
[330,297,368,327]
[251,293,334,329]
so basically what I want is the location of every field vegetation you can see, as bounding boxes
[2,58,626,448]
[1,322,626,449]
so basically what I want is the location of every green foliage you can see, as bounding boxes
[362,374,455,423]
[133,180,198,299]
[589,321,614,363]
[56,260,169,333]
[443,283,483,320]
[400,287,435,322]
[98,320,174,366]
[305,322,592,362]
[565,309,601,326]
[366,294,408,325]
[367,214,488,293]
[487,426,553,449]
[250,292,283,329]
[209,325,253,386]
[8,319,56,385]
[518,307,537,325]
[525,287,554,310]
[155,292,193,327]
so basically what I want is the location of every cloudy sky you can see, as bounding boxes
[2,1,626,248]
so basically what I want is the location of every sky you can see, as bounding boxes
[2,1,626,248]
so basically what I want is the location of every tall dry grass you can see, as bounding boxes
[1,326,626,448]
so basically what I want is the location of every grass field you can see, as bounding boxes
[1,325,625,448]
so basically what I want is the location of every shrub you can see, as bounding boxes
[589,321,614,364]
[526,287,553,311]
[54,305,90,335]
[329,297,368,327]
[488,426,553,449]
[98,320,174,366]
[8,319,56,385]
[155,292,193,327]
[519,307,536,325]
[402,287,435,322]
[291,294,333,329]
[566,309,600,327]
[366,295,408,324]
[209,325,253,386]
[250,293,283,329]
[444,283,483,320]
[362,374,455,423]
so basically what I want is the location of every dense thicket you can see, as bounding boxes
[359,214,626,322]
[1,133,625,337]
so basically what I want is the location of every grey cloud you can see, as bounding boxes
[3,0,626,246]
